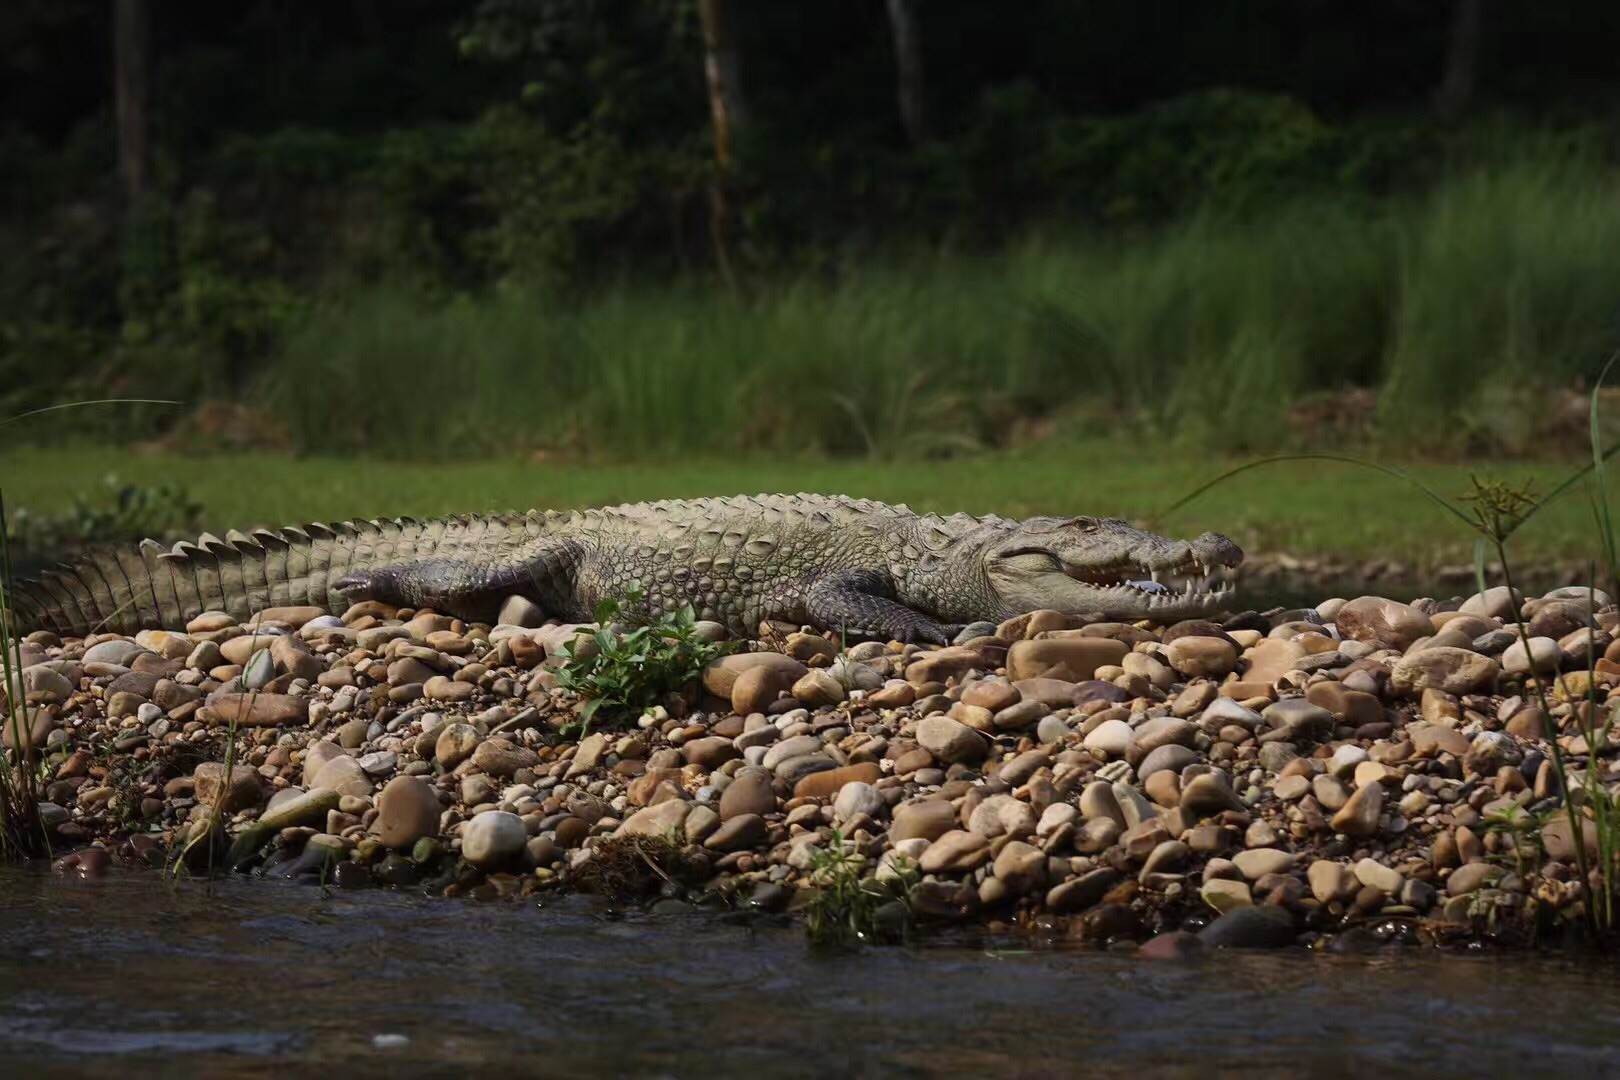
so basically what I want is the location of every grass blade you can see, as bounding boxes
[0,487,47,859]
[1589,352,1620,591]
[1157,452,1477,532]
[0,399,182,430]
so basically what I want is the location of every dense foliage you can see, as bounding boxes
[5,1,1620,452]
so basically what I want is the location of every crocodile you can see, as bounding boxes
[4,494,1243,644]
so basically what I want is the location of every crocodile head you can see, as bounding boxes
[983,515,1243,621]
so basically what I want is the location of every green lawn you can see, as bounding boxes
[1,443,1613,568]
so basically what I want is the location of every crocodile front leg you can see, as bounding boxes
[801,568,959,645]
[334,560,541,624]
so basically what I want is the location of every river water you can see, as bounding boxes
[2,867,1618,1078]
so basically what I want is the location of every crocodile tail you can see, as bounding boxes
[2,513,536,639]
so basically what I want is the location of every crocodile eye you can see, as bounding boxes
[1065,516,1100,532]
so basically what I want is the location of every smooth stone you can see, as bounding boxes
[1334,597,1435,649]
[967,794,1038,840]
[261,788,341,829]
[1330,783,1384,837]
[704,814,767,852]
[1354,857,1403,894]
[434,723,481,768]
[890,800,958,843]
[1126,717,1198,766]
[992,840,1046,894]
[470,738,540,778]
[192,763,264,812]
[916,716,987,764]
[1006,638,1128,682]
[373,777,442,848]
[310,755,374,798]
[1137,743,1199,779]
[1201,877,1253,913]
[918,830,991,873]
[1165,636,1238,678]
[1389,647,1499,697]
[1446,862,1504,896]
[461,811,527,868]
[617,799,692,839]
[718,769,778,821]
[833,781,886,823]
[1197,906,1297,949]
[1179,772,1245,817]
[198,693,308,727]
[1081,719,1133,756]
[1046,867,1119,914]
[1232,848,1294,880]
[1308,860,1358,903]
[703,653,807,699]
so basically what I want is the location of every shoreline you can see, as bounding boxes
[8,586,1619,954]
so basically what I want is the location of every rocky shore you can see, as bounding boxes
[8,584,1620,954]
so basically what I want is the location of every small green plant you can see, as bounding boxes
[554,589,735,737]
[1483,803,1544,879]
[803,830,916,949]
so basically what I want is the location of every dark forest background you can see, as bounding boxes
[6,1,1620,457]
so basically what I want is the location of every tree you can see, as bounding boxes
[1433,0,1482,121]
[113,0,151,203]
[885,0,927,144]
[696,0,745,167]
[696,0,745,288]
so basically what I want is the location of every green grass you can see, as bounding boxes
[234,154,1620,461]
[5,442,1620,570]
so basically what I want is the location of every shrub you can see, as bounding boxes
[554,592,735,735]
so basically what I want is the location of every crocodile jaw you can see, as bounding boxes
[982,517,1244,621]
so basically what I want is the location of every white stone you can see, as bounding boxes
[833,781,886,823]
[461,811,528,868]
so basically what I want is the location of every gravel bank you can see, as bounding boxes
[9,584,1619,953]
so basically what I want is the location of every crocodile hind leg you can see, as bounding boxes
[334,560,542,624]
[800,568,960,646]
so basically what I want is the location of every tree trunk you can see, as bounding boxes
[697,0,746,168]
[113,0,151,203]
[886,0,928,144]
[1433,0,1482,122]
[696,0,745,291]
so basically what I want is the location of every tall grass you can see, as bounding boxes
[1384,156,1620,444]
[264,153,1620,460]
[0,490,47,859]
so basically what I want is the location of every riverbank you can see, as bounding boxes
[9,580,1620,953]
[5,445,1618,576]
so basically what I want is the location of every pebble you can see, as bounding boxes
[1354,857,1403,894]
[916,716,986,764]
[261,788,341,829]
[1197,906,1297,948]
[832,781,885,823]
[1201,877,1253,913]
[460,811,527,868]
[618,799,692,838]
[373,777,442,848]
[890,800,958,842]
[1330,783,1384,837]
